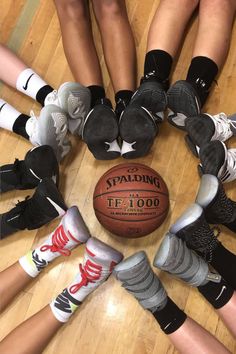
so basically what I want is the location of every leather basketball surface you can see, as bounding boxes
[93,163,169,238]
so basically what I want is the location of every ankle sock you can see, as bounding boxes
[198,277,234,309]
[87,85,105,108]
[186,56,218,105]
[152,296,187,334]
[144,49,173,83]
[16,68,53,106]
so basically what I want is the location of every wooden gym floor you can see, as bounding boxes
[0,1,236,353]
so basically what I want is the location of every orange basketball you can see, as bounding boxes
[93,163,169,238]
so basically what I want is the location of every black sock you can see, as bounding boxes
[209,243,236,290]
[115,90,133,118]
[36,85,54,106]
[87,85,105,108]
[186,56,218,105]
[152,297,187,334]
[198,278,234,309]
[12,114,30,139]
[144,50,173,83]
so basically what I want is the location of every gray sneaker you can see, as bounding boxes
[45,82,91,136]
[113,251,167,312]
[153,232,221,287]
[26,105,71,162]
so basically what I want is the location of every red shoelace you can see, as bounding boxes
[69,258,103,294]
[40,225,75,256]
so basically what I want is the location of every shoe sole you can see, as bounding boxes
[82,105,120,160]
[167,81,201,130]
[120,105,158,159]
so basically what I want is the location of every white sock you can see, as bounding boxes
[16,68,48,100]
[50,281,82,323]
[0,98,22,131]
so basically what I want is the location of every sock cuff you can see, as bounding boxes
[12,114,30,139]
[152,296,187,334]
[198,278,234,309]
[36,85,54,106]
[144,49,173,81]
[87,85,105,108]
[18,253,39,278]
[115,90,133,102]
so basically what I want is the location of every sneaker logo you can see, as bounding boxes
[215,285,226,300]
[46,197,66,216]
[23,73,35,90]
[0,103,6,112]
[54,289,81,314]
[32,250,48,271]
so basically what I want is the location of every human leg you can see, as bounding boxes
[154,232,236,338]
[0,237,123,353]
[114,251,229,354]
[120,0,199,158]
[0,206,90,311]
[168,0,236,128]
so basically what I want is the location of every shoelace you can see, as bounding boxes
[213,112,233,141]
[69,258,102,294]
[40,225,73,256]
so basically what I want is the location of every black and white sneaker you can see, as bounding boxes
[185,112,233,157]
[170,203,220,262]
[120,74,167,159]
[167,80,201,130]
[0,178,67,239]
[196,174,236,232]
[199,140,236,183]
[0,145,59,193]
[82,98,120,160]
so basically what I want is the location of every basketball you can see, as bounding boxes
[93,163,169,238]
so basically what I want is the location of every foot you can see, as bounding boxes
[0,145,59,193]
[113,251,167,312]
[45,82,91,136]
[50,237,123,322]
[82,98,120,160]
[199,140,236,183]
[196,174,236,232]
[153,232,221,286]
[167,80,201,130]
[19,206,90,277]
[0,177,67,239]
[185,112,233,157]
[169,203,220,262]
[26,105,71,162]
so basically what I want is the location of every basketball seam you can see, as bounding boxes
[93,189,169,199]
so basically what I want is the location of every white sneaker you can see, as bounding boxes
[19,206,90,277]
[45,82,91,136]
[26,104,70,161]
[50,237,123,322]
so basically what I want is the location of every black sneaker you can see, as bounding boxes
[0,145,59,193]
[119,74,167,159]
[82,98,120,160]
[198,140,236,183]
[0,178,67,239]
[185,112,233,157]
[167,80,201,130]
[170,203,220,262]
[196,174,236,232]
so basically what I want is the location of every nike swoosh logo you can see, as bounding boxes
[0,103,6,112]
[215,285,226,300]
[46,197,66,216]
[23,73,34,90]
